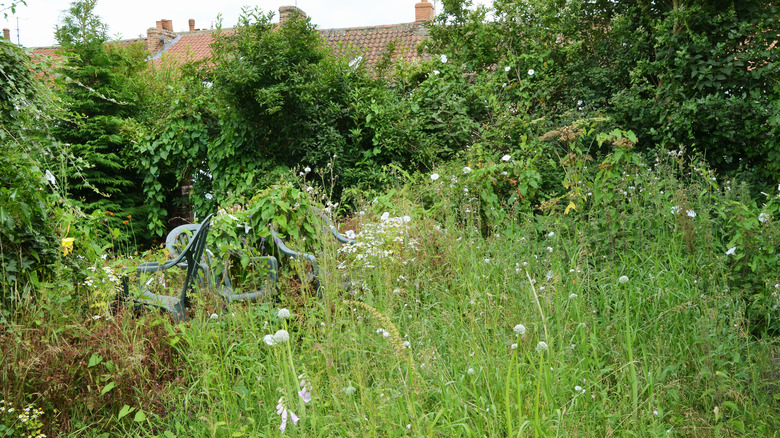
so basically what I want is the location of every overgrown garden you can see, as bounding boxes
[1,0,779,436]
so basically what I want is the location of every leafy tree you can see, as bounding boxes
[429,0,780,191]
[52,0,149,244]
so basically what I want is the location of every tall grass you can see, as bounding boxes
[2,150,779,437]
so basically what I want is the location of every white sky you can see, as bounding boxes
[2,0,492,48]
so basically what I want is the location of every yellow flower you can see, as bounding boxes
[61,237,75,255]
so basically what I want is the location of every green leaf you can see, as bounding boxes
[101,381,116,396]
[118,405,134,420]
[88,353,103,367]
[134,410,147,422]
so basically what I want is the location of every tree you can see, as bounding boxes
[52,0,149,244]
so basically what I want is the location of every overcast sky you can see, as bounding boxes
[2,0,491,48]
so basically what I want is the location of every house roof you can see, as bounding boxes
[30,4,432,69]
[147,21,429,68]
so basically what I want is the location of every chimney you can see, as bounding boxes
[189,19,195,32]
[415,0,434,22]
[156,20,163,29]
[279,6,307,25]
[2,28,9,40]
[161,19,173,31]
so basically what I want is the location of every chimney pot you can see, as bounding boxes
[415,0,434,23]
[161,19,173,31]
[2,28,9,40]
[189,19,195,31]
[279,6,307,25]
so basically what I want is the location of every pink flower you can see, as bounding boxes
[276,398,300,433]
[299,379,312,403]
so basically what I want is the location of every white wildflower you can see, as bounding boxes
[440,54,448,63]
[513,324,526,335]
[431,173,440,181]
[536,341,548,353]
[263,334,276,346]
[725,247,736,256]
[686,209,696,218]
[504,66,511,72]
[277,308,291,319]
[433,69,440,75]
[547,231,554,237]
[528,69,535,76]
[619,275,629,284]
[569,293,578,299]
[380,212,390,221]
[344,386,356,395]
[575,385,583,392]
[501,154,511,162]
[510,343,518,349]
[759,212,769,223]
[467,367,475,375]
[463,166,472,174]
[273,329,290,344]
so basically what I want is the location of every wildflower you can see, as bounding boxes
[402,215,411,223]
[205,193,213,199]
[431,173,440,181]
[686,209,696,218]
[546,270,553,280]
[504,66,511,72]
[440,54,448,63]
[528,69,535,76]
[263,334,276,345]
[276,398,299,433]
[547,231,554,237]
[547,246,553,253]
[403,341,411,348]
[298,378,312,403]
[463,166,472,174]
[433,69,440,75]
[61,237,75,255]
[209,313,218,320]
[569,293,578,299]
[670,206,679,215]
[619,275,629,284]
[45,169,56,186]
[344,386,357,395]
[467,367,475,375]
[575,385,583,392]
[380,212,390,221]
[273,329,290,344]
[759,212,769,223]
[513,324,526,335]
[484,258,490,263]
[725,247,736,256]
[536,341,548,353]
[277,308,291,319]
[501,154,511,162]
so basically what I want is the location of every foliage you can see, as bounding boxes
[428,0,780,192]
[0,39,62,313]
[52,0,150,247]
